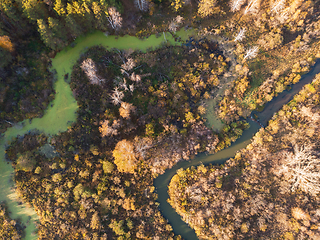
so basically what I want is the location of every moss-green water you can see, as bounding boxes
[203,94,224,132]
[2,27,318,240]
[0,29,194,240]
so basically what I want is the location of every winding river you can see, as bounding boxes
[0,30,191,240]
[0,29,319,240]
[155,58,320,239]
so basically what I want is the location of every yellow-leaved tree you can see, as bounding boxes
[113,139,137,173]
[198,0,217,18]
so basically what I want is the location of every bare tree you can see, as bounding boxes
[163,32,167,42]
[119,78,128,91]
[134,137,153,159]
[99,120,120,137]
[277,7,289,23]
[169,22,178,33]
[121,58,135,72]
[229,0,246,12]
[110,87,124,105]
[121,58,135,77]
[169,15,184,33]
[270,0,285,14]
[175,15,184,23]
[299,106,320,122]
[243,46,259,60]
[99,120,111,137]
[129,84,135,92]
[119,102,136,119]
[135,0,149,11]
[130,73,141,82]
[279,145,320,195]
[234,28,246,42]
[107,7,122,30]
[81,58,105,85]
[244,0,259,15]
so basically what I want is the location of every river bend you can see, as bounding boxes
[1,30,320,240]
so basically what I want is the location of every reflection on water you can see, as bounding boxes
[2,28,318,240]
[154,120,260,239]
[155,59,320,239]
[255,59,320,126]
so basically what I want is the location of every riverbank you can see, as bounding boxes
[0,29,195,240]
[167,72,320,239]
[2,27,320,240]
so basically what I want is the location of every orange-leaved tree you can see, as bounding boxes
[113,139,137,173]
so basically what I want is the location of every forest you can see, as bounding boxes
[168,73,320,239]
[1,0,320,239]
[4,40,236,238]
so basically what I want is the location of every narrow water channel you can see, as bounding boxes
[154,120,261,239]
[154,58,320,239]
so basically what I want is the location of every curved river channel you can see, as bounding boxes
[0,30,320,240]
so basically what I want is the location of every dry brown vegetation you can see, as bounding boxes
[168,73,320,239]
[213,0,320,123]
[3,0,320,238]
[0,204,22,240]
[81,58,105,85]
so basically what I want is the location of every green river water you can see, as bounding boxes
[1,29,320,240]
[0,30,193,240]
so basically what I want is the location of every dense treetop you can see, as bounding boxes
[168,74,320,239]
[1,0,320,239]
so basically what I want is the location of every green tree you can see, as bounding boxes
[48,17,67,41]
[0,0,20,25]
[73,183,84,200]
[92,2,105,29]
[22,0,46,21]
[0,47,12,68]
[54,0,66,16]
[145,122,154,137]
[52,173,62,182]
[34,166,41,174]
[65,14,83,38]
[15,151,36,172]
[126,218,134,230]
[37,19,55,49]
[109,219,126,236]
[102,160,114,174]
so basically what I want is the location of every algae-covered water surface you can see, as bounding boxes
[0,30,193,240]
[3,28,318,240]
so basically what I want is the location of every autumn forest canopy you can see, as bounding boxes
[1,0,320,239]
